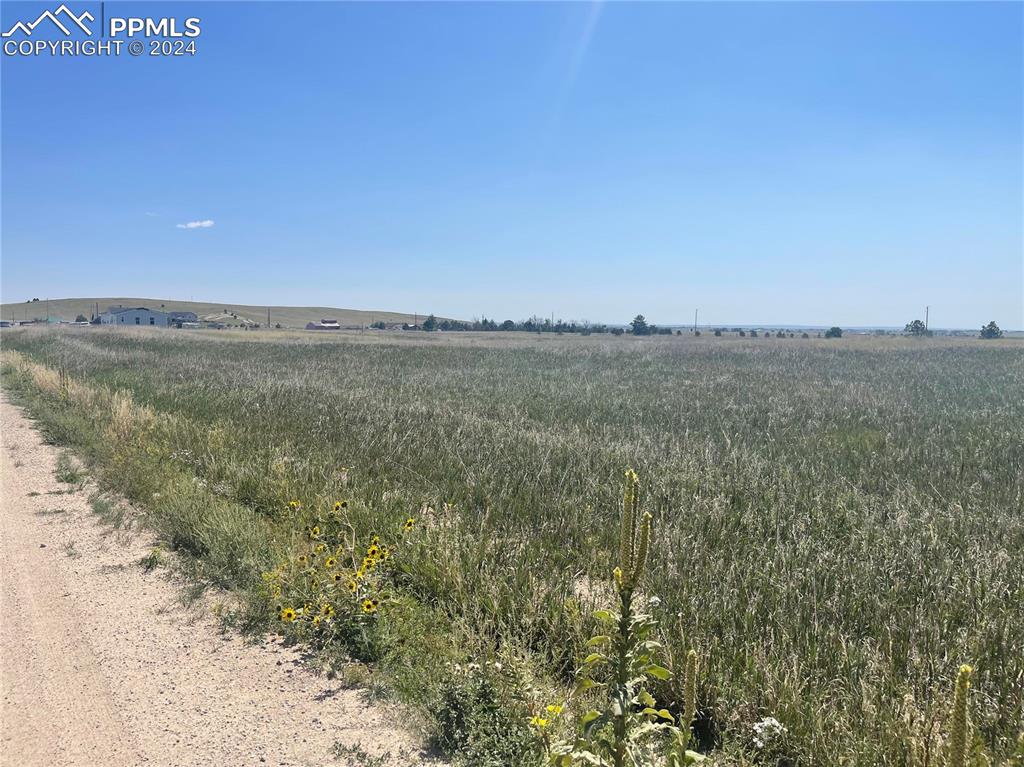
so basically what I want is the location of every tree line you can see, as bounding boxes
[399,314,1006,340]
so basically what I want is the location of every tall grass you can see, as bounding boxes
[2,327,1021,764]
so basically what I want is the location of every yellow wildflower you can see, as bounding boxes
[280,607,297,622]
[361,598,378,614]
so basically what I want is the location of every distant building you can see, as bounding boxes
[99,307,171,327]
[167,311,199,328]
[305,318,341,331]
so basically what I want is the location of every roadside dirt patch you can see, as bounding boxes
[0,393,431,766]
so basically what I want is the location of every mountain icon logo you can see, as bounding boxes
[2,4,94,37]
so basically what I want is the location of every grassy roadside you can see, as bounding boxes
[0,350,557,765]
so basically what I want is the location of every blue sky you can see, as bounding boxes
[2,1,1021,328]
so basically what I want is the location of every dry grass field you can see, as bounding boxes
[1,325,1021,766]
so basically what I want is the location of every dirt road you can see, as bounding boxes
[0,393,429,766]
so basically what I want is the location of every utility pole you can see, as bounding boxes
[925,306,929,332]
[694,308,698,333]
[267,307,271,329]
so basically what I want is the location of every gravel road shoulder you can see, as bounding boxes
[0,392,431,767]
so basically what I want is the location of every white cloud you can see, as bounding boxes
[176,219,215,229]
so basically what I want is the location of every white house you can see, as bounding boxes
[99,307,171,327]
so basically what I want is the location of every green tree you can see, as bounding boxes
[905,319,927,336]
[75,314,88,323]
[980,321,1003,339]
[629,315,650,336]
[824,326,843,339]
[422,314,438,332]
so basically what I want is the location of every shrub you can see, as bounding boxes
[435,664,540,767]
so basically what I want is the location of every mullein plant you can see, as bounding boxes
[941,664,1024,767]
[947,664,972,767]
[545,470,705,767]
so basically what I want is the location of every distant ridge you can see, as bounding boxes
[0,297,449,329]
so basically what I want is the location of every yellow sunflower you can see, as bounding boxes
[360,598,379,614]
[280,607,297,622]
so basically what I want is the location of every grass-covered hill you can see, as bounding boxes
[0,297,442,328]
